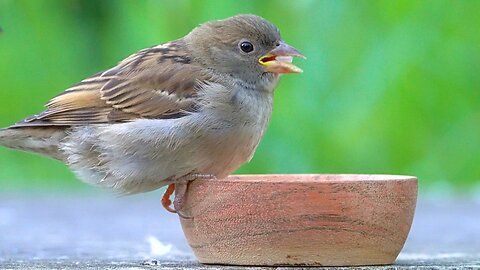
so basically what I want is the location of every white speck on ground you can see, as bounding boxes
[146,235,173,256]
[146,235,187,258]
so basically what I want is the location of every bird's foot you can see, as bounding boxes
[161,183,189,218]
[172,181,190,219]
[161,173,216,218]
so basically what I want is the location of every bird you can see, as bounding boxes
[0,14,304,215]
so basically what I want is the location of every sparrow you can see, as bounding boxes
[0,14,304,215]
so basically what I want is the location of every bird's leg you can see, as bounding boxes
[161,183,190,219]
[161,183,176,213]
[165,173,216,218]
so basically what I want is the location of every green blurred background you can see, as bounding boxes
[0,0,478,194]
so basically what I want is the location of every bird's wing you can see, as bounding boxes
[12,40,214,127]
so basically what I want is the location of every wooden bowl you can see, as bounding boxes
[179,174,417,266]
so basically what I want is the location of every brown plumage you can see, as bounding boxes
[0,14,304,213]
[14,39,208,126]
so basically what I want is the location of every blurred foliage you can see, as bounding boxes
[0,0,479,192]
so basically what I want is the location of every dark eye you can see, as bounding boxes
[240,41,254,53]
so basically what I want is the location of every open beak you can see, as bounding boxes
[259,41,305,74]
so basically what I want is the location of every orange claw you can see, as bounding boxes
[161,183,177,213]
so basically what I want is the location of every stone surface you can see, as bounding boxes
[0,190,479,269]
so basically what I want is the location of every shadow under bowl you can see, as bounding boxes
[179,174,418,266]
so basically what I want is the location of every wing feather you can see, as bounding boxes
[12,40,212,127]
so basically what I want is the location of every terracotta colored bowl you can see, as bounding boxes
[179,174,417,266]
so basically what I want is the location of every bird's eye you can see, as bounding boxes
[240,41,254,53]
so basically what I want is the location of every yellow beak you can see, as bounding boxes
[259,41,305,74]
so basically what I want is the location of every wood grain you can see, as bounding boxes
[179,174,417,266]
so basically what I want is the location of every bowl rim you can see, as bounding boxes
[218,174,417,183]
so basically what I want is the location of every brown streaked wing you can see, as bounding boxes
[11,40,212,128]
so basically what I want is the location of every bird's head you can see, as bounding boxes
[185,14,304,85]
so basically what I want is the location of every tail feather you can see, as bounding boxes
[0,127,67,160]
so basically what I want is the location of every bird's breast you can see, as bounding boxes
[194,84,274,177]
